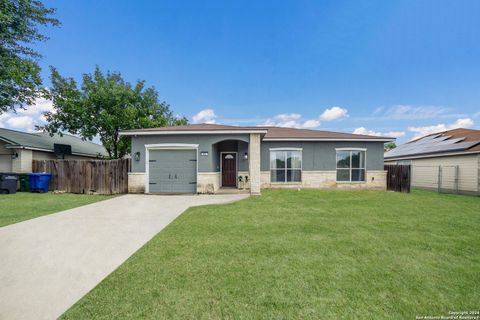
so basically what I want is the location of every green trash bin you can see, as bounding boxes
[18,174,30,192]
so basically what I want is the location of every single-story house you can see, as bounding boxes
[0,128,107,173]
[120,124,394,195]
[384,128,480,195]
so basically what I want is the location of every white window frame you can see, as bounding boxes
[335,148,367,183]
[269,148,303,183]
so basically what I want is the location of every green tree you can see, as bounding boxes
[42,66,188,159]
[384,142,397,151]
[0,0,60,113]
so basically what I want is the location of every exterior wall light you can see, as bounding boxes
[134,152,141,161]
[244,152,248,160]
[11,152,18,160]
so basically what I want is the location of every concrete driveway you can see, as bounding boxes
[0,194,248,320]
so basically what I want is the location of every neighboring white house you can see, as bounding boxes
[385,128,480,195]
[0,128,107,173]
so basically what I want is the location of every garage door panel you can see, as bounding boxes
[149,181,171,193]
[148,149,197,193]
[171,181,195,193]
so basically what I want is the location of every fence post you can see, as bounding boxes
[407,164,411,193]
[477,155,480,196]
[454,165,459,194]
[437,165,442,193]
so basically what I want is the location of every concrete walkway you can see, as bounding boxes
[0,194,248,320]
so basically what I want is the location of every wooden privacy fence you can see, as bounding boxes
[384,164,411,193]
[32,159,130,194]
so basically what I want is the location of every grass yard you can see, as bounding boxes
[0,192,114,227]
[62,190,479,319]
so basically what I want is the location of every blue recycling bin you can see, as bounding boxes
[28,173,52,193]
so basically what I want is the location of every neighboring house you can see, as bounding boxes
[120,123,393,195]
[0,128,107,173]
[385,128,480,195]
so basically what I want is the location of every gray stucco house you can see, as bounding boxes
[121,124,393,195]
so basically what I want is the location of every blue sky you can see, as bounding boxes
[1,0,479,143]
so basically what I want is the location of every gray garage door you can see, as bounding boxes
[148,149,197,193]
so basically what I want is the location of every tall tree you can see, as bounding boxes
[42,66,187,159]
[0,0,60,113]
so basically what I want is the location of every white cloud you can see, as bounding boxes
[261,113,321,129]
[6,116,34,129]
[192,108,217,124]
[372,105,456,120]
[260,106,349,129]
[372,106,384,115]
[320,106,349,121]
[408,118,475,139]
[0,113,10,128]
[301,119,321,129]
[16,97,55,115]
[353,127,381,136]
[274,113,302,122]
[384,131,406,138]
[0,97,54,132]
[192,106,349,129]
[473,112,480,119]
[353,127,405,138]
[455,118,475,127]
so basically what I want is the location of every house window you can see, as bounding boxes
[270,149,302,183]
[336,149,366,182]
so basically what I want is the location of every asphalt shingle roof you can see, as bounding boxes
[384,128,480,159]
[0,128,107,157]
[121,123,393,140]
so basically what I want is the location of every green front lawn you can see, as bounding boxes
[63,190,479,319]
[0,192,114,227]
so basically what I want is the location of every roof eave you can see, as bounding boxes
[263,137,395,142]
[5,145,104,157]
[0,136,19,145]
[119,129,269,136]
[5,145,52,152]
[385,150,480,161]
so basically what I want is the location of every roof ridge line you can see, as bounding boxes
[0,127,43,138]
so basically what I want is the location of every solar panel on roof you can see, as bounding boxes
[415,135,450,145]
[385,133,479,158]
